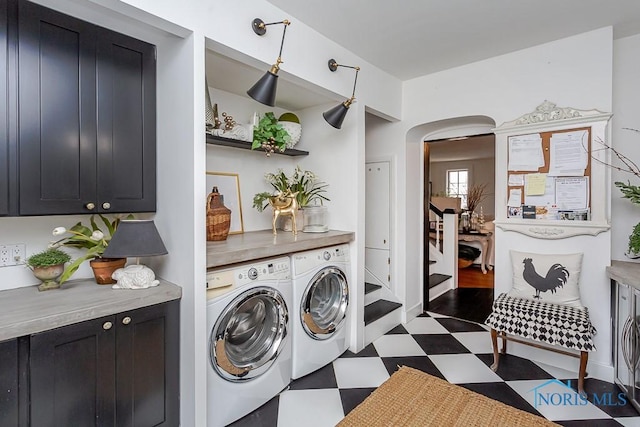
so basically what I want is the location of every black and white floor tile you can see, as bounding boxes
[230,312,640,427]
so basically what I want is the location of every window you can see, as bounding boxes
[447,169,468,208]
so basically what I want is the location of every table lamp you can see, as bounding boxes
[102,220,168,289]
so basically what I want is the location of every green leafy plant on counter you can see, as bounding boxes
[26,248,71,268]
[49,214,133,284]
[253,166,329,212]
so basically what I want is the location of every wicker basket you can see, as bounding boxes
[206,187,231,241]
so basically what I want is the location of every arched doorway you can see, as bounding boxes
[407,116,496,318]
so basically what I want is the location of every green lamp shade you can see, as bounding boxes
[247,71,279,107]
[323,102,350,129]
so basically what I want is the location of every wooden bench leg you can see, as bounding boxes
[490,328,500,371]
[578,351,588,396]
[500,332,507,354]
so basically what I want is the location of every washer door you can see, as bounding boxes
[300,266,349,340]
[210,286,288,382]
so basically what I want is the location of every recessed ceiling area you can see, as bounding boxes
[205,49,334,111]
[265,0,640,80]
[428,134,495,163]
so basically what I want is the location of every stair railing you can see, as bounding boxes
[428,202,458,287]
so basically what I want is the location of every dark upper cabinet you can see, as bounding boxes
[0,1,9,216]
[29,301,179,427]
[16,0,156,215]
[96,30,156,214]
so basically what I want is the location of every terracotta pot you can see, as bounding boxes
[90,258,126,285]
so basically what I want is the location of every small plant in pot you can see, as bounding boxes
[26,248,71,291]
[50,214,133,285]
[252,112,291,156]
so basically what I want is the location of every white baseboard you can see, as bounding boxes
[403,302,422,324]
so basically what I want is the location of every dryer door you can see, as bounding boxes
[210,286,288,382]
[301,266,349,340]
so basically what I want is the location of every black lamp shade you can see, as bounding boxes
[323,102,350,129]
[102,220,168,258]
[247,71,279,106]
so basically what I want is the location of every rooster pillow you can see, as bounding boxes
[508,251,584,308]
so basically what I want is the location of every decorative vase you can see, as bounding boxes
[90,258,127,285]
[302,205,329,233]
[33,264,65,291]
[281,209,304,232]
[207,186,231,241]
[278,121,302,148]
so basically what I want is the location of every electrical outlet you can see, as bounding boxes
[0,244,26,267]
[12,244,26,265]
[0,246,10,266]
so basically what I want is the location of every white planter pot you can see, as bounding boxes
[278,121,302,148]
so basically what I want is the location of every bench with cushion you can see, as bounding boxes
[485,292,596,395]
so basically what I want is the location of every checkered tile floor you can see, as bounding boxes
[229,312,640,427]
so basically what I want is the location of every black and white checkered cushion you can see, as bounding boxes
[485,293,596,352]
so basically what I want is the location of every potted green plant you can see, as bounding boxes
[253,166,329,212]
[51,214,133,284]
[594,128,640,257]
[252,112,291,156]
[26,248,72,291]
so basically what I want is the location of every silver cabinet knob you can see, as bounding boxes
[102,202,111,210]
[86,202,95,210]
[103,321,113,330]
[122,316,131,325]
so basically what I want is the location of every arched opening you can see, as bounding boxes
[407,115,496,321]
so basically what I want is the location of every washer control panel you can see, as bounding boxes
[292,244,350,276]
[207,256,290,290]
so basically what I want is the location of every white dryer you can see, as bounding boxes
[291,244,350,379]
[206,257,292,427]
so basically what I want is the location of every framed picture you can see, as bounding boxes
[206,172,244,234]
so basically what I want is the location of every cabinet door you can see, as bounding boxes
[0,339,18,426]
[634,288,640,405]
[30,316,116,427]
[96,29,156,213]
[18,1,97,215]
[0,0,7,215]
[116,300,179,427]
[616,282,632,392]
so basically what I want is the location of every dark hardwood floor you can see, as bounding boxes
[458,264,494,289]
[427,260,495,323]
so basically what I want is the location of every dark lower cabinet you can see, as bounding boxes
[0,339,19,426]
[30,301,179,427]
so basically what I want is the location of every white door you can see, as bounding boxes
[365,161,391,289]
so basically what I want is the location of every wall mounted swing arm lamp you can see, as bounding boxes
[247,18,291,107]
[323,59,361,129]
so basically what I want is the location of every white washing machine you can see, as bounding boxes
[206,256,292,427]
[291,244,350,379]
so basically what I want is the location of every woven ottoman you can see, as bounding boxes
[485,293,596,395]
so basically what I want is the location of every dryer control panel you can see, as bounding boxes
[292,244,350,276]
[206,256,290,290]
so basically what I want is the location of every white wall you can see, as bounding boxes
[612,34,640,261]
[365,27,614,376]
